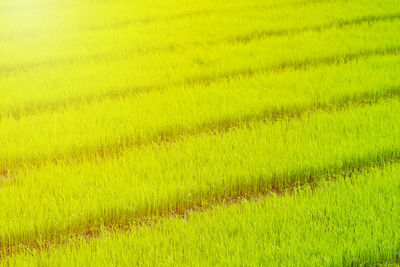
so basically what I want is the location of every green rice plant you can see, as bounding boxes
[4,159,400,266]
[1,17,400,119]
[2,0,399,66]
[2,0,400,264]
[1,100,400,250]
[2,53,400,173]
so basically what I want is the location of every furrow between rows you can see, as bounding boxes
[231,12,400,44]
[0,139,399,260]
[2,46,400,122]
[1,85,400,176]
[0,100,399,254]
[1,12,398,77]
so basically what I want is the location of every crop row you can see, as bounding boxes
[1,100,400,251]
[1,14,400,118]
[2,0,398,65]
[1,52,400,173]
[4,152,400,265]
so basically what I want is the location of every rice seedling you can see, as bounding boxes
[1,0,400,264]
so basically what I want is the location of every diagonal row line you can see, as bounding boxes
[2,45,400,123]
[1,12,399,79]
[1,143,399,260]
[1,82,400,177]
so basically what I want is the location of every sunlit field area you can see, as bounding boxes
[1,0,400,265]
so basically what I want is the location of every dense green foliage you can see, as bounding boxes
[6,163,400,266]
[1,0,399,265]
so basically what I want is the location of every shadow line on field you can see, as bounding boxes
[183,46,400,86]
[0,0,337,38]
[2,45,400,124]
[1,144,400,261]
[76,0,338,31]
[230,12,400,44]
[1,11,399,78]
[0,47,400,177]
[2,80,400,179]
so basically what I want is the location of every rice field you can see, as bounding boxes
[1,0,400,265]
